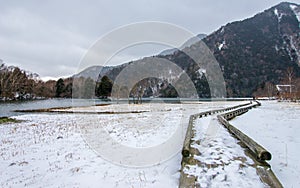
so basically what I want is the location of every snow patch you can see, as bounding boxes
[274,8,283,22]
[218,41,226,50]
[197,68,206,78]
[220,26,225,33]
[274,8,279,17]
[290,5,300,24]
[288,35,300,61]
[275,44,279,52]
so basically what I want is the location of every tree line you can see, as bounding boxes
[2,63,299,101]
[0,64,113,101]
[253,67,300,100]
[0,64,55,100]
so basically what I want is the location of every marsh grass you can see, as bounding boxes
[0,117,22,124]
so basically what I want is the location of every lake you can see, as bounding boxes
[0,97,252,117]
[0,98,110,117]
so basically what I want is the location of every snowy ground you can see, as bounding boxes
[182,115,266,188]
[231,101,300,188]
[0,101,247,187]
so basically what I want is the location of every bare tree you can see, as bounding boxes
[285,67,295,94]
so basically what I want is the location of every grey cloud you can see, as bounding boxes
[0,0,298,79]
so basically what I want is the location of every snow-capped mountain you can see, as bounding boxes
[91,2,300,97]
[73,66,113,81]
[159,34,207,56]
[203,2,300,96]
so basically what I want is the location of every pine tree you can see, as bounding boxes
[55,78,65,97]
[96,76,113,98]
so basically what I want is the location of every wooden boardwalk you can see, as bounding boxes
[179,101,283,188]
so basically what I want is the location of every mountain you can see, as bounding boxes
[159,34,207,56]
[87,2,300,98]
[203,2,300,96]
[74,66,113,80]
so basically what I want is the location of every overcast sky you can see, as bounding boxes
[0,0,299,80]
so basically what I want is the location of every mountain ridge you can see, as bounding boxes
[2,2,300,100]
[202,1,300,96]
[86,1,300,98]
[159,34,207,56]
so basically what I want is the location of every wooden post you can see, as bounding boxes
[182,115,195,157]
[217,115,271,161]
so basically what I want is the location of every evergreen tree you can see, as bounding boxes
[55,78,65,97]
[83,77,95,99]
[96,76,113,98]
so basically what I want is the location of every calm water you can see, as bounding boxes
[0,98,251,117]
[0,98,109,117]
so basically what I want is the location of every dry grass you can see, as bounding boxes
[0,117,22,124]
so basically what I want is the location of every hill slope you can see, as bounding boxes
[203,2,300,96]
[93,2,300,98]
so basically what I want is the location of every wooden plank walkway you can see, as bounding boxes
[179,101,283,188]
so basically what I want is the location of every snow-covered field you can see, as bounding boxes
[2,101,296,187]
[0,101,246,187]
[231,101,300,188]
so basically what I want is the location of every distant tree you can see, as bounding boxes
[159,83,178,98]
[253,81,276,98]
[72,76,86,98]
[119,85,129,98]
[95,76,113,98]
[64,82,72,97]
[285,67,295,93]
[295,77,300,99]
[43,80,56,98]
[55,78,65,97]
[83,77,95,99]
[0,63,76,100]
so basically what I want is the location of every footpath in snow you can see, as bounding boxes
[182,115,266,187]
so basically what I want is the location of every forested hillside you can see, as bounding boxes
[0,63,113,101]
